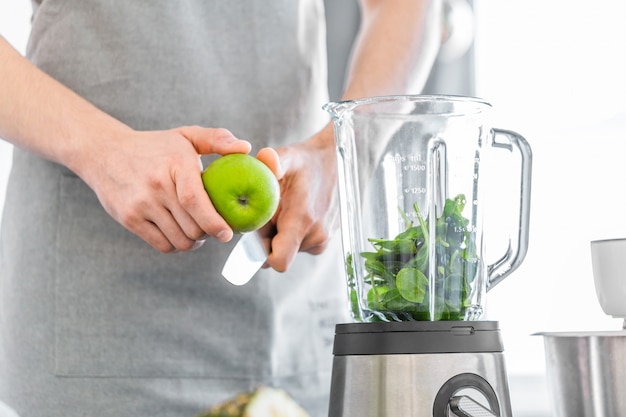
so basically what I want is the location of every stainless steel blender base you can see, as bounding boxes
[327,321,513,417]
[328,353,511,417]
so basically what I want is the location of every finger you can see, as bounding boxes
[178,126,252,156]
[265,201,311,272]
[149,205,201,251]
[299,225,331,255]
[166,198,209,241]
[190,239,207,251]
[135,209,207,253]
[130,219,176,253]
[157,168,211,242]
[265,190,336,270]
[104,198,179,253]
[256,147,284,179]
[266,230,300,273]
[131,179,205,252]
[173,162,234,243]
[268,221,332,269]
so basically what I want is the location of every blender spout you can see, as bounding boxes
[322,100,357,121]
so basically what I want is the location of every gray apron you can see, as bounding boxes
[0,1,349,416]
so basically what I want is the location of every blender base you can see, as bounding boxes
[327,321,512,417]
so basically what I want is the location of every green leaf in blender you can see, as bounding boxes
[367,285,390,310]
[345,252,362,321]
[396,268,428,303]
[358,194,478,321]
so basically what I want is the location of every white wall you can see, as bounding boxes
[0,2,31,222]
[473,0,626,396]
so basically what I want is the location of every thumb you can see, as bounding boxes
[178,126,252,155]
[256,147,284,180]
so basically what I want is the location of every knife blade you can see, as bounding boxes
[221,231,268,286]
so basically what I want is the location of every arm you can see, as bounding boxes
[342,0,442,101]
[266,0,442,271]
[0,36,272,252]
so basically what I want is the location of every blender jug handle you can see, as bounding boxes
[486,128,532,290]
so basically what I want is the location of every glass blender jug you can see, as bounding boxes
[324,95,532,322]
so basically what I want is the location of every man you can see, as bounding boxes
[0,1,441,416]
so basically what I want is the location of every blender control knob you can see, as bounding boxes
[450,395,498,417]
[432,373,502,417]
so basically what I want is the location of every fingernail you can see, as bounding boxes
[216,229,233,242]
[191,239,206,251]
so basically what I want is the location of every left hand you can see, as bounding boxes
[264,124,339,272]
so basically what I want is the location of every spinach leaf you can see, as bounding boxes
[396,267,428,303]
[356,194,478,322]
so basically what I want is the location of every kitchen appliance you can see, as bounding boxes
[329,321,510,417]
[323,95,532,416]
[540,330,626,417]
[537,238,626,417]
[590,238,626,324]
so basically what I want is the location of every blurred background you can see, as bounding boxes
[2,1,626,416]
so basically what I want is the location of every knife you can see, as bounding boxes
[221,231,269,286]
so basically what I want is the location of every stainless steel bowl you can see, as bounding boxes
[539,331,626,417]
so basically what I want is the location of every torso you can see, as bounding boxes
[0,2,347,416]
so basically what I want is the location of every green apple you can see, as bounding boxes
[201,153,280,233]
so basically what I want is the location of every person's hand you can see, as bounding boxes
[265,124,339,271]
[78,126,261,253]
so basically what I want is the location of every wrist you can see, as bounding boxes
[61,113,134,185]
[308,121,336,150]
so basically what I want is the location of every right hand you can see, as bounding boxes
[263,124,340,272]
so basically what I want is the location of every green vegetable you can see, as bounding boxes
[396,268,428,303]
[347,194,478,322]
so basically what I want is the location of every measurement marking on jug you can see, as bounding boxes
[385,153,424,162]
[384,153,427,172]
[454,225,477,233]
[403,164,426,172]
[404,187,427,194]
